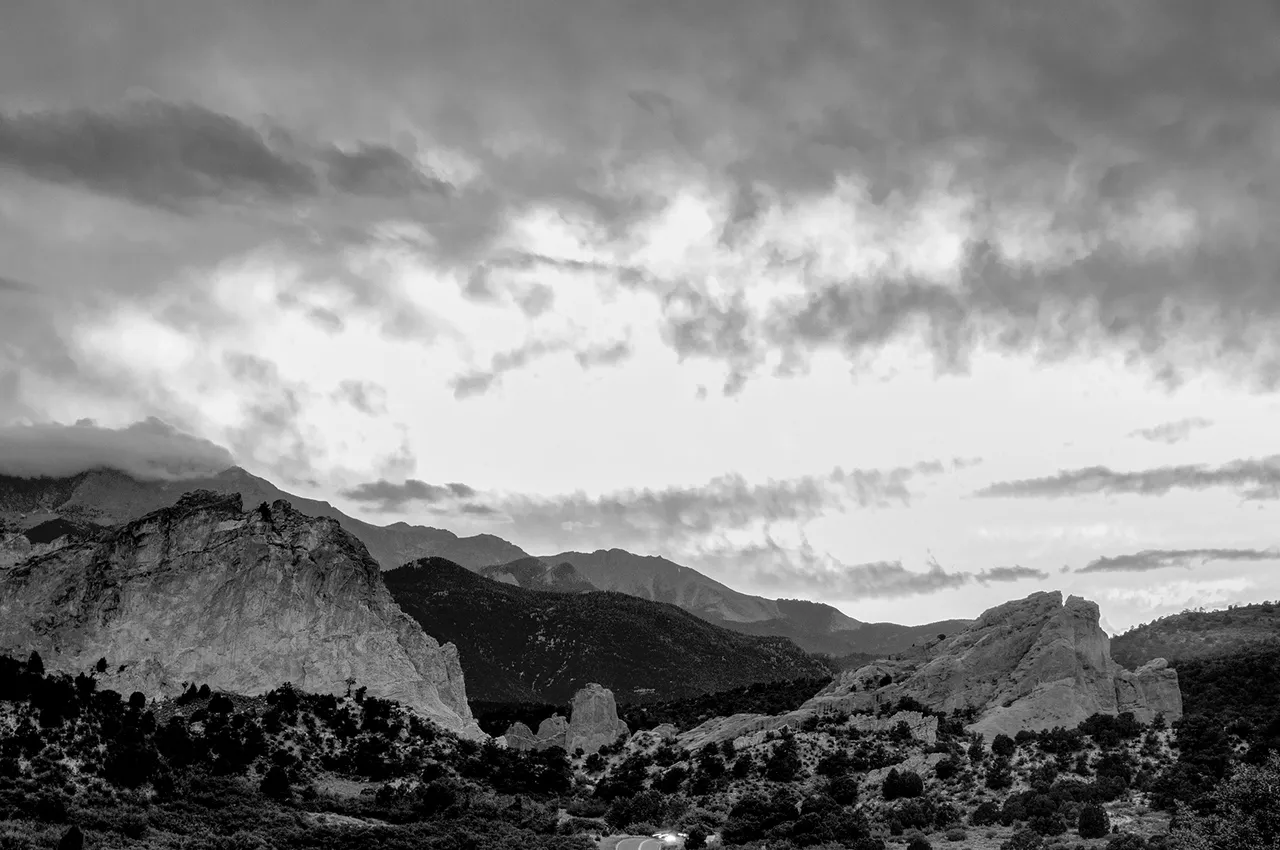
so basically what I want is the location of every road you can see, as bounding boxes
[614,838,665,850]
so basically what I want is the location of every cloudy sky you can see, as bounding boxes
[3,0,1280,631]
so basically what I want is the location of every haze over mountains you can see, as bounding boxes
[0,465,965,657]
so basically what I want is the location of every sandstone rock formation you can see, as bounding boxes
[677,709,938,753]
[501,683,630,754]
[501,721,537,751]
[0,490,482,738]
[811,591,1182,738]
[566,683,630,754]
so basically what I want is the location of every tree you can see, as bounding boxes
[56,826,83,850]
[94,657,108,674]
[129,690,147,711]
[992,733,1016,758]
[1169,752,1280,849]
[1078,803,1110,839]
[27,650,44,676]
[907,837,933,850]
[882,768,924,800]
[685,826,708,849]
[261,764,292,801]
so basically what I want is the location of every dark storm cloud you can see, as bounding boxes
[1078,547,1280,573]
[4,0,1280,404]
[1128,417,1214,444]
[0,418,235,480]
[720,545,1048,599]
[339,479,478,512]
[973,456,1280,500]
[0,99,446,211]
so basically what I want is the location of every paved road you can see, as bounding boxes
[614,838,664,850]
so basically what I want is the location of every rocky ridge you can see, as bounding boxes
[812,590,1183,738]
[502,682,630,754]
[0,490,482,738]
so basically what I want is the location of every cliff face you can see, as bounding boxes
[0,490,482,738]
[501,683,629,754]
[811,591,1183,738]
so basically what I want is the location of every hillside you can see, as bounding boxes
[0,467,527,569]
[384,558,832,704]
[1110,600,1280,668]
[479,556,596,593]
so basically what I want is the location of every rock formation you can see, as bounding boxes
[566,683,630,754]
[0,490,483,738]
[810,591,1182,738]
[677,709,938,753]
[501,683,630,754]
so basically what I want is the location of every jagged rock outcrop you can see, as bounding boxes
[0,490,483,738]
[501,721,537,751]
[812,591,1182,738]
[535,714,569,750]
[500,683,631,754]
[566,683,630,754]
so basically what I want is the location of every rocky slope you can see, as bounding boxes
[0,467,526,570]
[0,490,482,738]
[809,591,1183,738]
[383,558,832,703]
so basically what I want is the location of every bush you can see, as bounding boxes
[992,733,1016,758]
[1001,829,1044,850]
[945,828,967,842]
[907,836,933,850]
[1078,803,1110,839]
[882,768,925,800]
[972,802,1001,826]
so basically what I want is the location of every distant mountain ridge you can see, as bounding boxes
[0,467,527,569]
[0,467,966,659]
[384,557,833,704]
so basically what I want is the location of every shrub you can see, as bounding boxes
[1001,829,1045,850]
[992,734,1016,758]
[56,826,83,850]
[945,828,967,842]
[1077,803,1110,839]
[686,826,708,849]
[907,836,933,850]
[935,758,958,781]
[972,801,1001,826]
[882,768,925,800]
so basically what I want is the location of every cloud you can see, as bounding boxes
[975,565,1051,583]
[1128,417,1213,444]
[1078,547,1280,574]
[0,99,447,211]
[973,456,1280,501]
[339,478,478,513]
[0,418,235,480]
[708,543,1048,599]
[478,460,952,553]
[574,339,632,369]
[331,380,388,416]
[449,339,569,399]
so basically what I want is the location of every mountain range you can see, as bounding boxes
[386,558,832,703]
[0,465,964,659]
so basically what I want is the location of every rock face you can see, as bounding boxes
[566,683,630,754]
[812,591,1183,738]
[501,683,630,754]
[0,490,482,738]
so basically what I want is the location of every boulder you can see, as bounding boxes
[566,683,630,754]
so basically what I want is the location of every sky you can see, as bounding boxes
[2,0,1280,632]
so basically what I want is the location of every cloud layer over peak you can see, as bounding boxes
[0,418,235,481]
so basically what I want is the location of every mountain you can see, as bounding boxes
[1110,600,1280,668]
[383,557,833,704]
[0,466,527,569]
[479,556,596,593]
[0,489,482,737]
[537,549,970,657]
